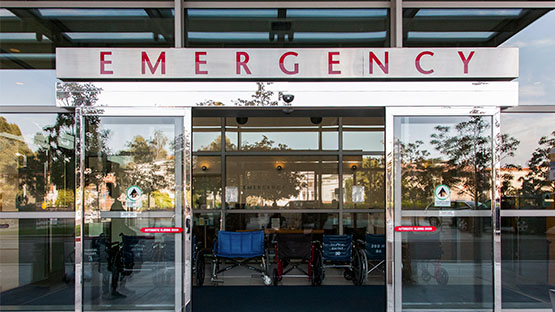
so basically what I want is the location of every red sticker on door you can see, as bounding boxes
[140,227,183,233]
[394,226,436,232]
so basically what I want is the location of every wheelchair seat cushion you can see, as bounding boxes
[277,233,312,260]
[215,230,265,258]
[322,234,352,262]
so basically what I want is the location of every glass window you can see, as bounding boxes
[0,9,174,69]
[84,116,179,213]
[502,217,555,309]
[403,9,550,47]
[402,216,493,310]
[502,10,555,105]
[226,117,339,151]
[0,70,56,106]
[0,218,75,311]
[193,156,222,209]
[343,156,385,209]
[193,118,222,152]
[500,113,555,209]
[398,116,493,210]
[186,9,389,47]
[0,114,75,212]
[226,156,339,210]
[342,117,384,152]
[83,217,176,310]
[226,212,339,234]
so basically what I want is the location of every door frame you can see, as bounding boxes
[74,106,193,312]
[385,106,502,312]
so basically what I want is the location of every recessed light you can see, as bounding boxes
[16,82,24,85]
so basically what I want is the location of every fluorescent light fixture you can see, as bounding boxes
[64,32,162,40]
[287,9,387,18]
[415,9,522,17]
[0,33,51,41]
[295,32,386,40]
[188,32,269,41]
[39,9,148,17]
[188,9,277,18]
[407,31,496,40]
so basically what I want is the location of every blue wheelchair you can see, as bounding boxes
[360,234,385,278]
[316,234,368,286]
[210,230,272,286]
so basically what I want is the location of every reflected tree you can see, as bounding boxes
[431,116,494,208]
[519,131,555,201]
[122,130,175,210]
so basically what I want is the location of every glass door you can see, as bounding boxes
[388,107,501,312]
[77,108,191,311]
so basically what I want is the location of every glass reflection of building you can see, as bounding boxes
[0,3,554,312]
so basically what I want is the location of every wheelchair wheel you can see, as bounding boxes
[352,248,367,286]
[311,249,323,286]
[195,250,205,287]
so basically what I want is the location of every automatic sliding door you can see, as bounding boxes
[392,112,496,311]
[81,115,184,311]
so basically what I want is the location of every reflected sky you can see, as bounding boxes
[502,10,555,105]
[501,113,555,167]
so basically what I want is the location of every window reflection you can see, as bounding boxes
[84,117,178,213]
[502,217,555,309]
[343,156,385,209]
[0,114,75,212]
[226,156,339,210]
[226,117,339,151]
[500,113,555,209]
[402,217,493,310]
[193,156,221,209]
[0,218,75,310]
[399,116,494,210]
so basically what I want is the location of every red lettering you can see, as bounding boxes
[415,51,434,75]
[236,52,252,75]
[141,51,166,75]
[279,52,299,75]
[369,51,389,74]
[458,51,475,74]
[195,51,208,75]
[100,51,113,75]
[328,52,341,75]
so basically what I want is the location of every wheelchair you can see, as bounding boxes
[317,234,368,286]
[272,232,322,286]
[210,230,271,286]
[360,234,385,278]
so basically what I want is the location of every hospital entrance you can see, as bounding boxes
[191,108,387,311]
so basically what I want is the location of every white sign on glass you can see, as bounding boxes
[352,186,365,203]
[434,185,451,207]
[225,186,238,203]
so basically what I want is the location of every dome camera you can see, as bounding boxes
[282,94,295,104]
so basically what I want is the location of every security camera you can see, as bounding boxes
[282,94,295,104]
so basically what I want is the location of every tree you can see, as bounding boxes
[233,82,280,106]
